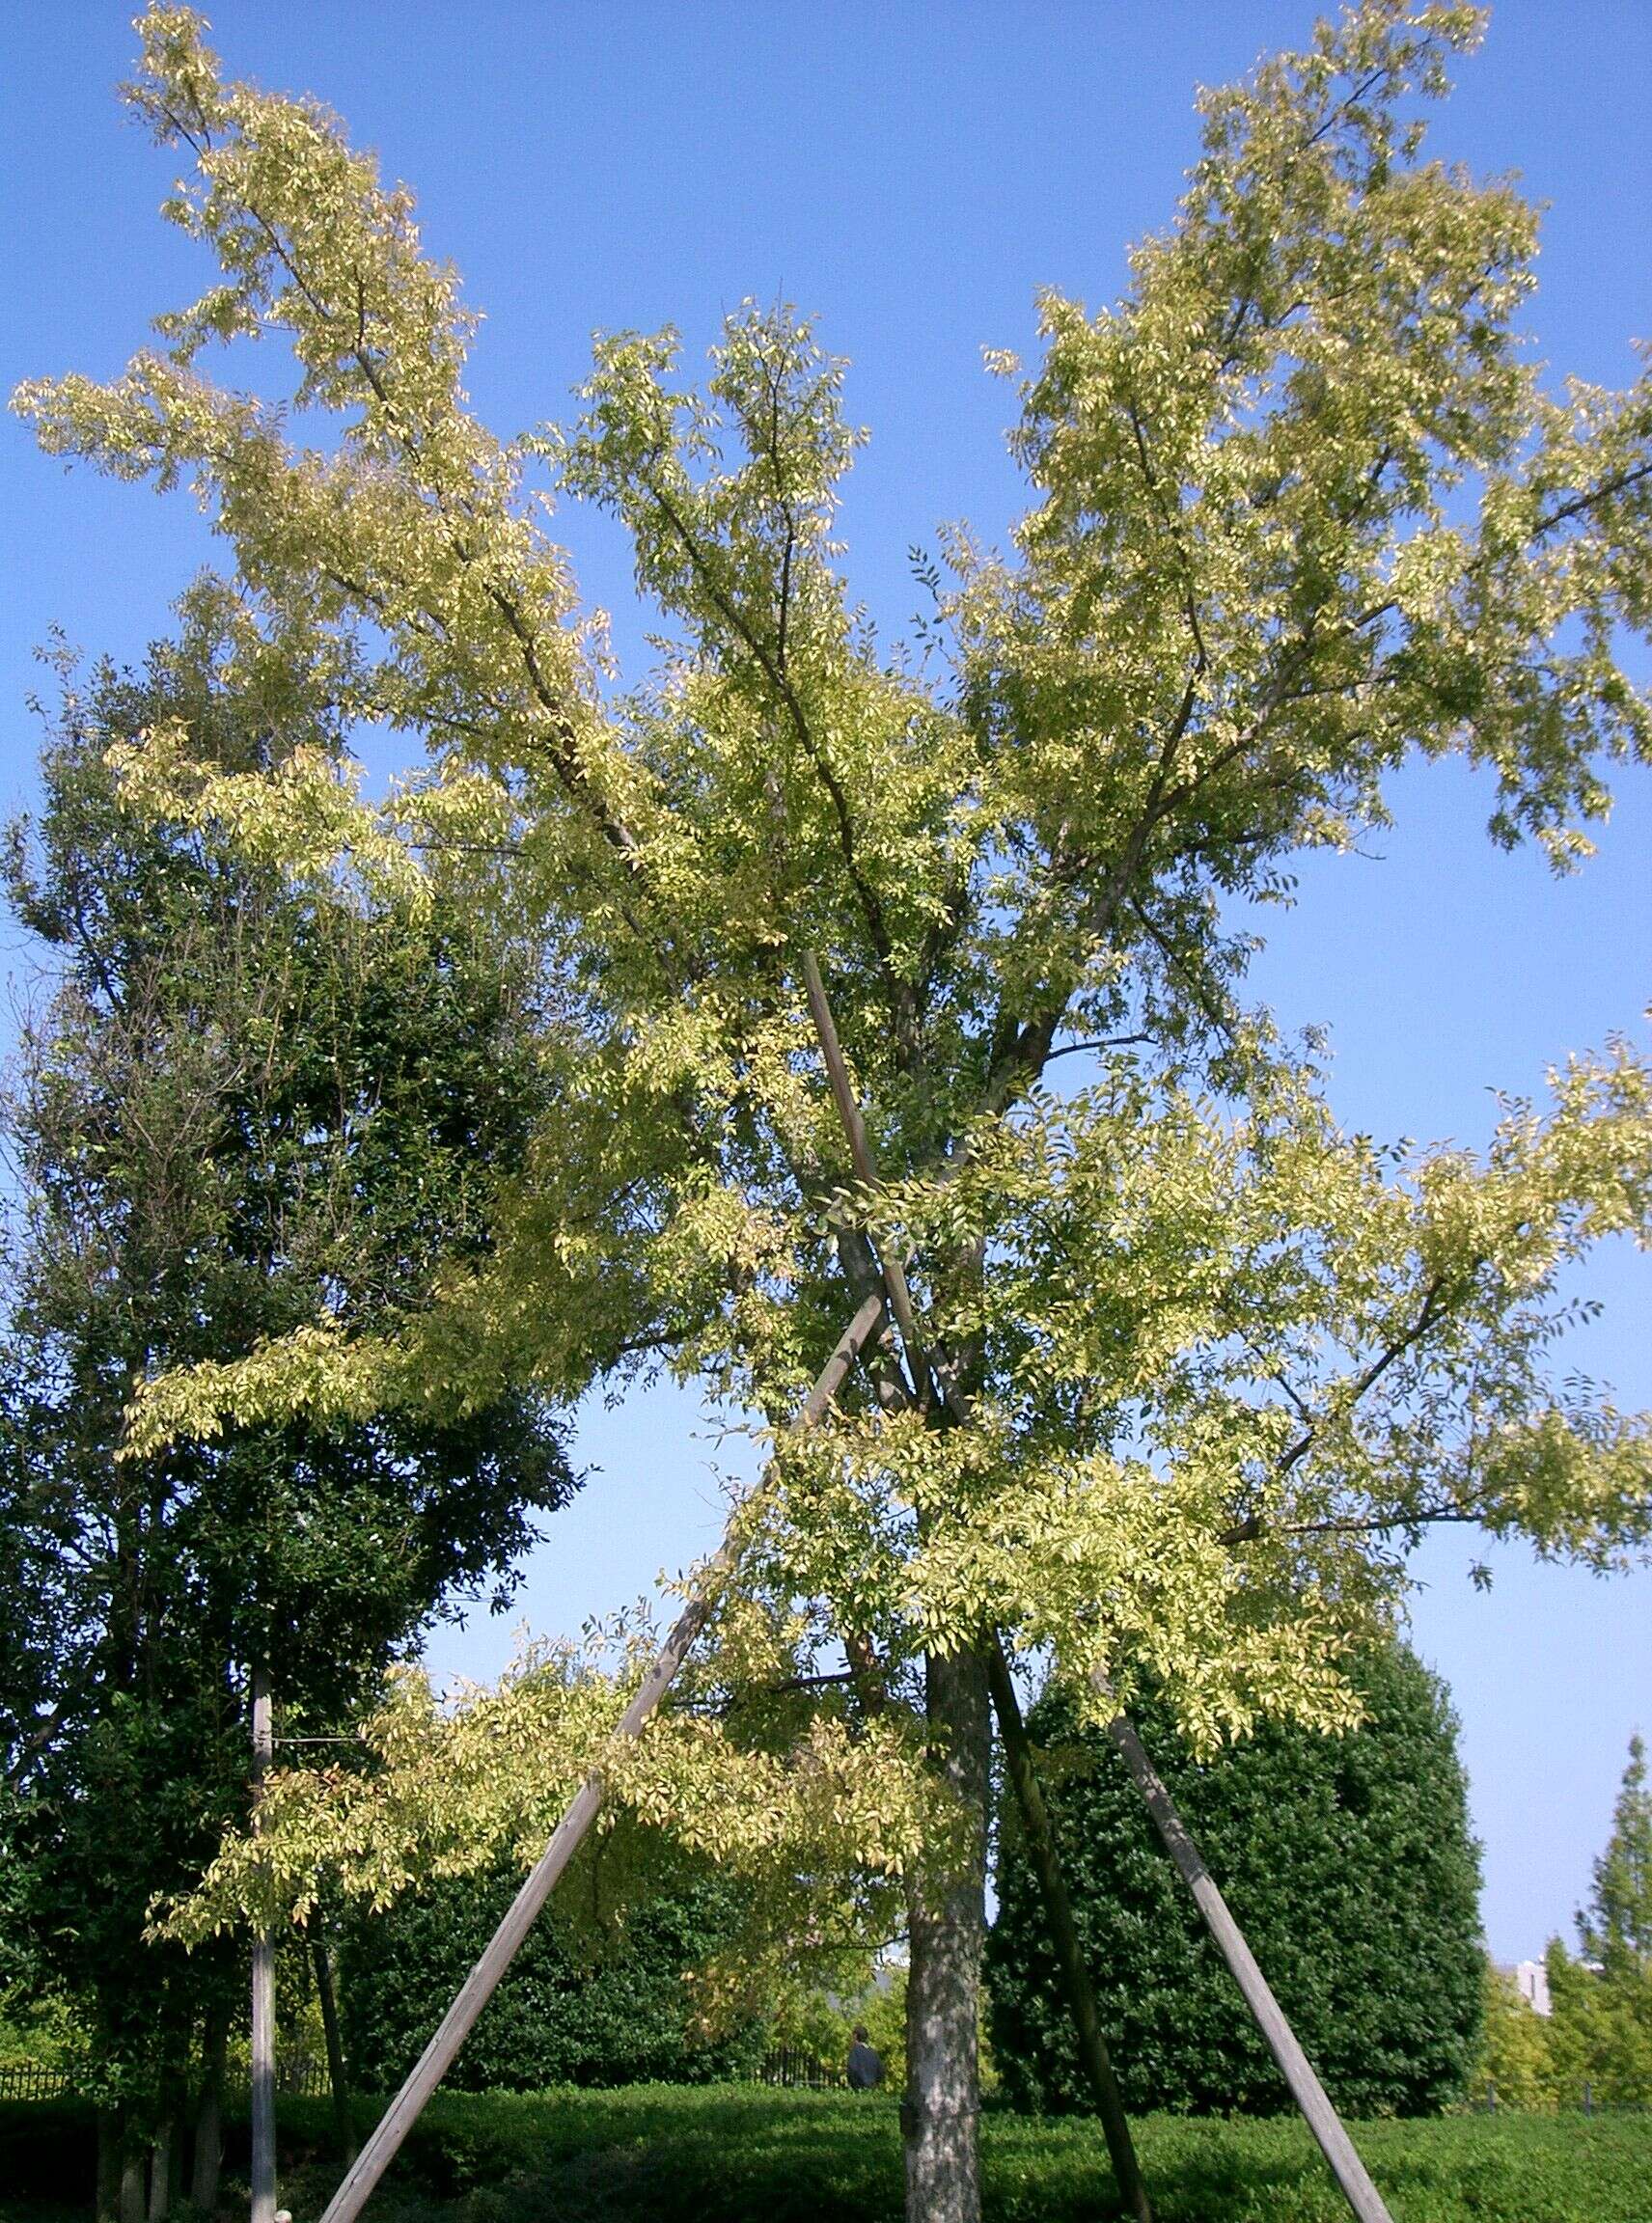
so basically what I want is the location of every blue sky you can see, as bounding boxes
[2,2,1647,1964]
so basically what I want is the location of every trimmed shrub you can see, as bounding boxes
[338,1842,767,2092]
[985,1642,1483,2116]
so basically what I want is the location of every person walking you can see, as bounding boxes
[846,2025,885,2091]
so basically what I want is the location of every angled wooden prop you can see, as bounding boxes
[986,1643,1152,2223]
[317,1290,888,2223]
[1095,1684,1393,2223]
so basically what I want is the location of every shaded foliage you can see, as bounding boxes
[338,1836,768,2093]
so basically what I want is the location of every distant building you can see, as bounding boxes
[1499,1959,1552,2017]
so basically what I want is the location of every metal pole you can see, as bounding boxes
[250,1660,276,2223]
[317,1293,887,2223]
[1095,1684,1394,2223]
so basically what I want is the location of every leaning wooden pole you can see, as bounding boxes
[985,1641,1152,2223]
[1094,1683,1394,2223]
[316,1292,887,2223]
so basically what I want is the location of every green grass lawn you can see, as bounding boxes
[4,2087,1649,2223]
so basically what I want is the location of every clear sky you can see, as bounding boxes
[2,2,1647,1966]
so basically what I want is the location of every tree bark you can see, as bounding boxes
[96,2108,122,2223]
[312,1934,358,2166]
[904,1641,991,2223]
[986,1640,1152,2223]
[250,1660,277,2223]
[118,2144,146,2223]
[190,2010,228,2214]
[145,2121,172,2223]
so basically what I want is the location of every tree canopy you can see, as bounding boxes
[0,640,572,2166]
[14,5,1652,2214]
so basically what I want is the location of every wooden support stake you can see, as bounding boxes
[986,1641,1151,2223]
[317,1293,888,2223]
[800,949,933,1404]
[1094,1682,1394,2223]
[250,1660,276,2223]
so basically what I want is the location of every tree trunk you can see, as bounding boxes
[312,1934,358,2166]
[904,1640,991,2223]
[250,1660,277,2223]
[118,2143,146,2223]
[986,1640,1152,2222]
[190,2012,228,2215]
[96,2108,122,2223]
[146,2121,172,2223]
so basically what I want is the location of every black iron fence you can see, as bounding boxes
[0,2064,70,2102]
[0,2060,334,2104]
[754,2046,847,2091]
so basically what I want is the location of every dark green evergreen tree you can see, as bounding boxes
[340,1825,767,2094]
[0,624,575,2213]
[985,1642,1483,2118]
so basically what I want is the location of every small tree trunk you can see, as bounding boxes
[190,2011,227,2214]
[96,2108,122,2223]
[312,1934,358,2166]
[146,2121,173,2223]
[118,2142,146,2223]
[250,1660,277,2223]
[904,1641,991,2223]
[986,1640,1152,2223]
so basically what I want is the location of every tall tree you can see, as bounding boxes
[16,8,1652,2219]
[0,629,573,2215]
[1541,1738,1652,2107]
[1580,1737,1652,1990]
[986,1643,1484,2119]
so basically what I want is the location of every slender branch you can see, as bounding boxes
[1219,1273,1467,1544]
[640,473,900,975]
[1041,1034,1154,1064]
[1529,457,1652,541]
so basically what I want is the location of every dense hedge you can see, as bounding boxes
[8,2089,1652,2223]
[985,1643,1483,2117]
[338,1846,767,2093]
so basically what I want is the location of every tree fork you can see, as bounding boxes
[986,1641,1151,2223]
[315,1291,887,2223]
